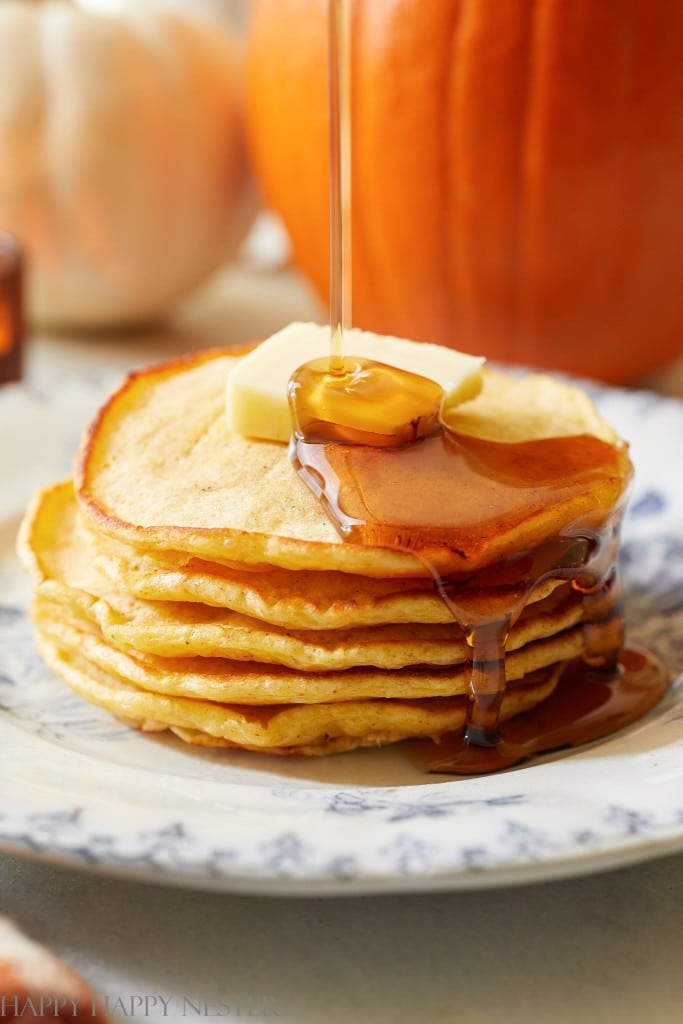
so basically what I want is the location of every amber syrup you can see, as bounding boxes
[328,0,351,373]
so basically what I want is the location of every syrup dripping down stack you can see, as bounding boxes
[17,345,655,766]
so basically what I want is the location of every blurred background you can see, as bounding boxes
[1,0,682,389]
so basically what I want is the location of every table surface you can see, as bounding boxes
[2,259,683,1024]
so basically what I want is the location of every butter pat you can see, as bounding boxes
[225,322,484,443]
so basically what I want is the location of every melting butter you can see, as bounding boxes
[225,322,484,443]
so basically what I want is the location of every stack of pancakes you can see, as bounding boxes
[18,349,626,757]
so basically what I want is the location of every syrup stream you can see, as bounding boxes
[328,0,352,375]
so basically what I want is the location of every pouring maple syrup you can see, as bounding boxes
[287,0,669,774]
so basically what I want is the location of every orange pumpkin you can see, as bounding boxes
[247,0,683,383]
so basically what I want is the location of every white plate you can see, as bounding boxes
[1,366,682,895]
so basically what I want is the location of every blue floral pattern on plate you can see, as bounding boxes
[0,368,682,895]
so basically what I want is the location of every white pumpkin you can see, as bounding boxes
[0,0,254,327]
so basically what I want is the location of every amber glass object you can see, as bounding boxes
[0,233,23,385]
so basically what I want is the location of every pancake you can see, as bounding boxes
[20,481,584,671]
[34,626,565,755]
[87,523,567,629]
[74,351,625,578]
[17,342,633,762]
[33,602,585,704]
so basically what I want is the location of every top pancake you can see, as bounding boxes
[75,348,628,578]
